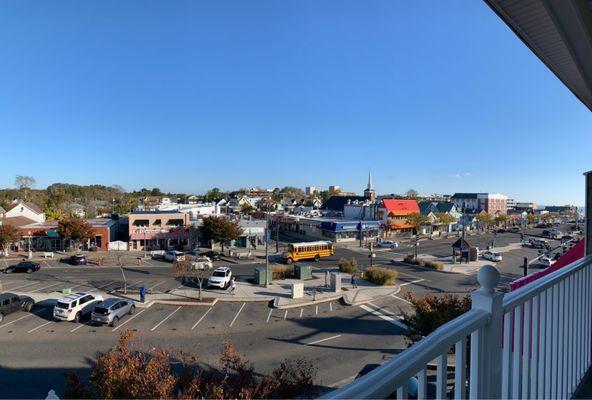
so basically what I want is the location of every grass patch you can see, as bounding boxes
[364,267,398,286]
[403,255,444,270]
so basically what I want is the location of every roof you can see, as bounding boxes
[0,216,37,228]
[291,241,332,247]
[382,199,419,215]
[418,201,438,215]
[436,202,457,213]
[131,210,184,215]
[321,195,367,211]
[485,0,592,111]
[451,193,479,199]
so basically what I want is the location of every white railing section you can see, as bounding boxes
[323,255,592,399]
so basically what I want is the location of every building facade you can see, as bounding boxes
[128,210,190,251]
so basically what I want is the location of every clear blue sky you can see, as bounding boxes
[1,1,590,205]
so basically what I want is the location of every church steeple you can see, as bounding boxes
[364,169,376,201]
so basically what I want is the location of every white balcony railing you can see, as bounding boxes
[323,255,592,399]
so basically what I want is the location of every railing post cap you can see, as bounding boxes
[477,264,500,293]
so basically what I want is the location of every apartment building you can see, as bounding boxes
[128,210,190,251]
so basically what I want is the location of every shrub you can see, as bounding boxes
[338,257,358,274]
[401,293,471,345]
[270,264,293,279]
[404,256,443,270]
[364,267,398,285]
[424,260,444,270]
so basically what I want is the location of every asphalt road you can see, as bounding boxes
[0,225,581,398]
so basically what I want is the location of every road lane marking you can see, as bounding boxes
[392,295,413,305]
[42,260,51,268]
[192,307,213,330]
[283,310,288,320]
[30,282,62,293]
[360,304,408,331]
[330,302,333,312]
[315,305,318,315]
[5,281,41,291]
[0,310,43,329]
[306,334,342,346]
[266,308,273,323]
[300,308,303,318]
[27,320,54,333]
[148,280,166,291]
[112,309,147,331]
[399,278,425,287]
[229,303,246,328]
[151,306,182,332]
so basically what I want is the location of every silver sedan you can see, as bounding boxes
[91,298,135,327]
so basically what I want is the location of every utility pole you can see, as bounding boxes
[275,214,280,253]
[359,219,363,248]
[523,257,528,277]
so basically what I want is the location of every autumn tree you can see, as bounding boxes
[63,330,318,399]
[58,218,95,250]
[200,216,243,252]
[173,259,209,300]
[494,214,509,227]
[405,189,419,198]
[205,187,225,202]
[401,292,471,345]
[476,213,494,231]
[239,203,255,215]
[436,212,456,225]
[526,213,537,225]
[406,212,430,235]
[15,175,35,190]
[0,224,20,256]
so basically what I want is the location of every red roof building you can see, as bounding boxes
[379,199,420,230]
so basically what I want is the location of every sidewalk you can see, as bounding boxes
[11,272,400,310]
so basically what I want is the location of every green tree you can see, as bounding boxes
[205,187,224,202]
[200,216,244,252]
[436,212,455,225]
[526,213,537,225]
[240,203,255,215]
[405,189,419,198]
[494,214,509,227]
[44,206,65,221]
[476,213,494,230]
[58,218,95,249]
[401,292,471,345]
[406,212,430,235]
[0,224,20,256]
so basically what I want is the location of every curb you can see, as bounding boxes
[150,298,218,307]
[342,284,401,306]
[273,293,343,309]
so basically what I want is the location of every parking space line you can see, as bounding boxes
[112,309,147,332]
[300,308,303,318]
[392,295,413,305]
[148,280,166,291]
[27,320,54,333]
[266,308,273,323]
[70,323,89,333]
[30,282,62,293]
[229,303,246,328]
[360,304,408,331]
[367,302,397,317]
[42,260,51,268]
[192,307,213,330]
[151,306,182,332]
[142,259,153,266]
[315,305,318,315]
[330,302,333,312]
[95,281,115,290]
[306,334,342,346]
[400,278,425,287]
[5,281,41,291]
[0,310,43,329]
[283,310,288,320]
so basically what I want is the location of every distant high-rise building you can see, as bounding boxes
[328,185,341,193]
[305,186,317,196]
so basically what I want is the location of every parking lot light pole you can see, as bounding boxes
[265,212,269,287]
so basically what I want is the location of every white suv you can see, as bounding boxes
[164,251,185,262]
[207,267,232,289]
[53,292,104,322]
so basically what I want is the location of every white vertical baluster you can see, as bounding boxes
[578,270,583,380]
[552,284,560,399]
[455,338,466,400]
[417,369,427,400]
[470,328,481,399]
[558,280,565,398]
[522,299,531,399]
[512,305,523,397]
[531,294,539,398]
[568,274,574,395]
[538,290,546,399]
[587,266,591,369]
[437,353,447,400]
[545,287,553,399]
[397,381,408,400]
[502,312,512,398]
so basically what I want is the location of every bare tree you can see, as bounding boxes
[405,188,419,198]
[174,259,210,300]
[14,175,35,190]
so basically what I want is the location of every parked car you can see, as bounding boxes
[508,227,521,233]
[4,261,41,274]
[553,252,563,261]
[91,298,135,327]
[199,250,221,261]
[164,251,185,262]
[190,256,213,270]
[376,241,398,249]
[53,292,104,322]
[207,267,232,289]
[538,256,554,268]
[561,235,575,243]
[482,251,502,262]
[0,293,35,322]
[529,239,549,249]
[63,254,87,265]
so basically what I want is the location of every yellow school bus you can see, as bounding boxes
[282,241,334,264]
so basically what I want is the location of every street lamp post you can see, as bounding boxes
[265,212,270,287]
[27,231,32,260]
